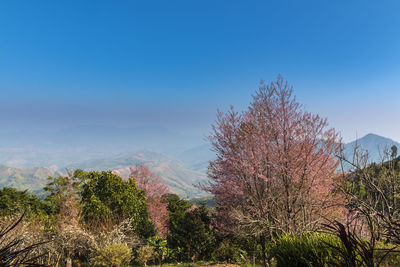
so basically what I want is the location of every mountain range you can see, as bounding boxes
[0,125,205,168]
[0,129,398,198]
[68,150,207,197]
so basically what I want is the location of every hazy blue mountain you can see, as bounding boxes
[0,125,204,169]
[177,144,215,173]
[69,150,208,198]
[52,125,202,153]
[343,133,400,164]
[0,164,60,192]
[0,125,210,197]
[0,150,209,198]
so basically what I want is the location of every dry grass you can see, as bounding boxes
[144,262,241,267]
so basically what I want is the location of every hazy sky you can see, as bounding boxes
[0,0,399,142]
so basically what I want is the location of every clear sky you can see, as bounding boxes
[0,0,399,142]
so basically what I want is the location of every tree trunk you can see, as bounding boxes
[66,257,72,267]
[260,234,269,267]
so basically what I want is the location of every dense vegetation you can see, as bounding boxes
[2,77,400,266]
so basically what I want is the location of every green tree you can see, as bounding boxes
[166,194,215,261]
[166,194,190,257]
[0,187,50,217]
[44,171,82,215]
[180,205,215,261]
[80,170,155,237]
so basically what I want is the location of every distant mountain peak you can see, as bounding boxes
[344,133,400,164]
[347,133,399,146]
[363,133,392,139]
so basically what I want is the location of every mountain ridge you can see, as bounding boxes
[65,149,208,197]
[0,132,399,198]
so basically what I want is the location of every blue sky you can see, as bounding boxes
[0,0,399,142]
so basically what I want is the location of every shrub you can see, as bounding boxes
[92,243,132,267]
[136,245,156,266]
[212,239,248,265]
[270,233,339,267]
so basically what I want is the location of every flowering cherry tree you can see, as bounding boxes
[204,76,341,266]
[130,165,169,237]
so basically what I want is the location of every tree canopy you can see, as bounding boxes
[79,170,155,237]
[0,187,50,216]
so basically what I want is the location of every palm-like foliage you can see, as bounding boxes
[322,221,398,267]
[0,213,47,266]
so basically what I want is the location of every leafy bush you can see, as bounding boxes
[148,235,175,266]
[79,170,155,238]
[0,187,51,217]
[136,245,156,266]
[271,233,339,267]
[212,239,248,265]
[92,243,132,267]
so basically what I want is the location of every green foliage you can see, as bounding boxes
[217,235,264,266]
[212,239,248,265]
[344,157,400,214]
[92,243,132,267]
[80,170,155,237]
[188,197,215,208]
[166,194,215,261]
[136,245,156,266]
[44,173,82,214]
[271,233,340,267]
[179,205,216,260]
[166,193,190,255]
[375,242,400,267]
[166,194,191,215]
[148,235,172,266]
[0,186,50,217]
